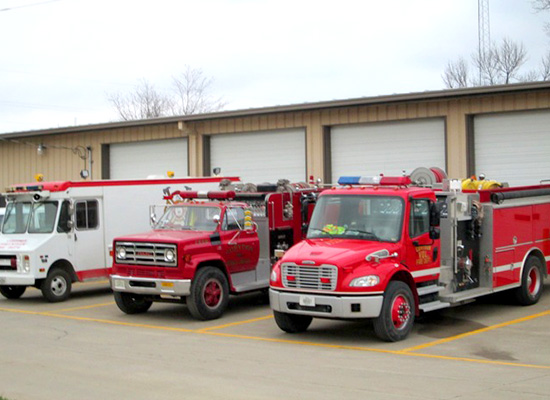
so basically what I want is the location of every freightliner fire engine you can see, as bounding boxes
[0,177,236,302]
[110,180,320,320]
[269,168,550,341]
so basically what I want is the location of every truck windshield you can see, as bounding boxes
[155,205,221,231]
[2,201,59,234]
[307,195,404,242]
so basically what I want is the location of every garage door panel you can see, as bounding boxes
[331,119,445,182]
[210,129,306,183]
[110,138,188,179]
[474,111,550,186]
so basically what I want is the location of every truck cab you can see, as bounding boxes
[111,183,321,320]
[269,175,441,340]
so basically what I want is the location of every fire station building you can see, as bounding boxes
[1,81,550,190]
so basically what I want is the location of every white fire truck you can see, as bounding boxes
[0,177,237,302]
[269,168,550,341]
[110,180,321,320]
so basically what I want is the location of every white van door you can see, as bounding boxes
[72,199,106,280]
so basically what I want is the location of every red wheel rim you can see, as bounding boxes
[203,279,222,308]
[527,267,540,296]
[391,294,411,330]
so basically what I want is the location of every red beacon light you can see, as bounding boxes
[164,190,236,201]
[338,176,411,186]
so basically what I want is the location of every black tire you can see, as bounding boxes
[187,267,229,320]
[41,268,72,302]
[373,281,415,342]
[515,257,544,306]
[0,285,27,299]
[273,311,312,333]
[114,291,153,314]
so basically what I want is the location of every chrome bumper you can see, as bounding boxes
[110,275,192,296]
[269,288,383,319]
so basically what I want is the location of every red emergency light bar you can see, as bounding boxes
[164,190,236,201]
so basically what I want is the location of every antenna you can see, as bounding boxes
[478,0,491,85]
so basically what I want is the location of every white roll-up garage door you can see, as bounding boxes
[109,138,188,179]
[474,110,550,187]
[210,129,306,183]
[330,119,446,183]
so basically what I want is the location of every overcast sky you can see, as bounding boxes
[0,0,548,134]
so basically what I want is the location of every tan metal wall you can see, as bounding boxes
[1,89,549,191]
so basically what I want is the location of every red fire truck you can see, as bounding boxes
[269,169,550,341]
[110,180,321,320]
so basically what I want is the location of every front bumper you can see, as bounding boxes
[0,273,35,286]
[269,288,383,319]
[110,275,192,296]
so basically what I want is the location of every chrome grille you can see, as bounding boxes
[282,263,337,291]
[115,242,177,267]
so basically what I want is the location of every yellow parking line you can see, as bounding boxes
[75,280,110,286]
[402,310,550,353]
[198,330,550,370]
[196,315,274,332]
[0,307,195,333]
[1,306,549,370]
[52,302,115,313]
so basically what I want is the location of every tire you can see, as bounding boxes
[515,257,543,306]
[114,292,153,314]
[0,285,27,299]
[373,281,415,342]
[41,268,72,302]
[187,267,229,320]
[273,311,312,333]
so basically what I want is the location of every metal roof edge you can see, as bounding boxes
[2,81,550,139]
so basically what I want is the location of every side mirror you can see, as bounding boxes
[66,220,74,230]
[213,215,220,225]
[430,202,441,227]
[429,226,440,240]
[149,206,157,227]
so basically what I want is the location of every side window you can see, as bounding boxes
[75,200,99,230]
[409,199,430,238]
[223,207,245,231]
[57,201,71,233]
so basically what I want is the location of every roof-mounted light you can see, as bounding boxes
[163,190,236,201]
[337,176,411,186]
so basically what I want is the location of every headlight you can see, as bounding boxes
[164,249,176,263]
[22,255,31,273]
[116,246,127,260]
[349,275,380,287]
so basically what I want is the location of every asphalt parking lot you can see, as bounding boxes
[1,281,550,400]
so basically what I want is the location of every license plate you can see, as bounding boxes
[299,295,316,307]
[0,259,11,266]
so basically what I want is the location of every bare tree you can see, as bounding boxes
[108,66,225,121]
[532,0,550,11]
[541,51,550,80]
[442,57,471,88]
[443,38,530,88]
[494,38,527,83]
[171,66,225,115]
[108,79,174,121]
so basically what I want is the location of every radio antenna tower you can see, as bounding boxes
[478,0,491,85]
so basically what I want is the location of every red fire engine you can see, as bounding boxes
[269,168,550,341]
[110,180,321,320]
